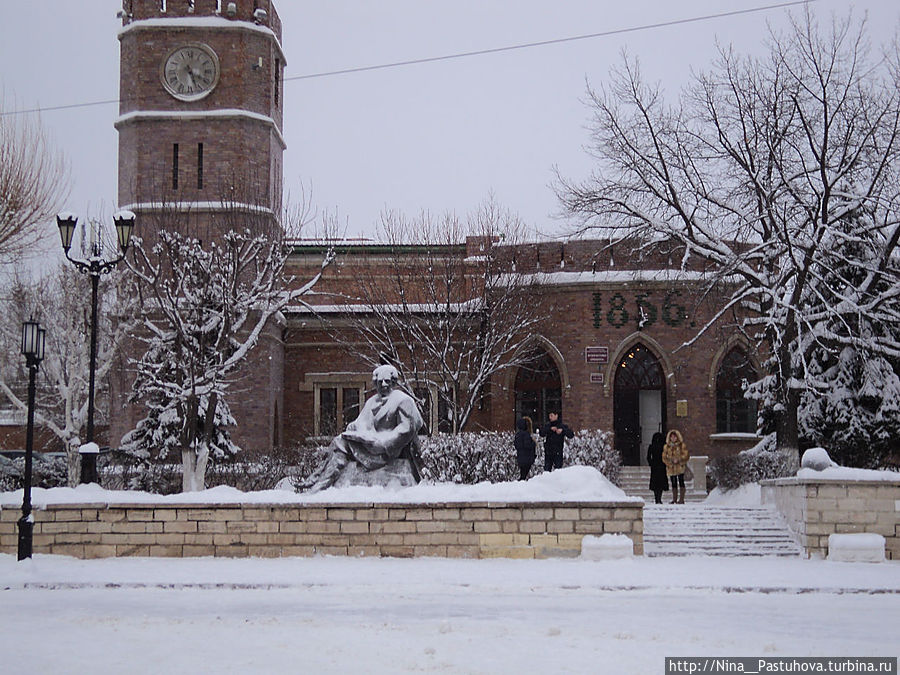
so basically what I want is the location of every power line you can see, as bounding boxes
[2,0,816,117]
[286,0,817,83]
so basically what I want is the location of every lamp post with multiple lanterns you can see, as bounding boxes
[56,211,136,485]
[17,320,46,561]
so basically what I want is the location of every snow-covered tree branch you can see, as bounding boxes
[318,198,546,433]
[0,96,70,262]
[0,263,135,484]
[122,228,332,491]
[556,10,900,459]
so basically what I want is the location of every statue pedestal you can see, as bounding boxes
[333,459,418,489]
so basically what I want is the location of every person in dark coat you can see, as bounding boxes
[646,431,668,504]
[513,417,536,480]
[539,411,574,472]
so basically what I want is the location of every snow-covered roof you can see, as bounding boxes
[502,270,712,285]
[286,299,483,315]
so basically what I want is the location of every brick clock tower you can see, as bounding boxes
[112,0,287,452]
[116,0,285,242]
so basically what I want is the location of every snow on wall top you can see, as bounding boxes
[0,466,640,506]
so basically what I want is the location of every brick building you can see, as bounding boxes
[283,236,762,465]
[104,0,761,464]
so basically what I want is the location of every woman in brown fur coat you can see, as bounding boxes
[662,429,689,504]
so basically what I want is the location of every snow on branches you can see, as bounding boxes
[557,10,900,458]
[121,229,331,491]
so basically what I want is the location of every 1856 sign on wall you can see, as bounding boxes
[592,290,689,329]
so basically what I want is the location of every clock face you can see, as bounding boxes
[160,43,220,102]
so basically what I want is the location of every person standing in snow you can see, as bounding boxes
[539,411,574,472]
[514,416,536,480]
[662,429,689,504]
[646,431,668,504]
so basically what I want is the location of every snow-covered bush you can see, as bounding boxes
[0,453,68,491]
[566,429,620,486]
[209,444,327,492]
[98,452,182,494]
[87,431,618,494]
[420,429,618,485]
[420,432,517,483]
[708,434,795,491]
[96,443,329,494]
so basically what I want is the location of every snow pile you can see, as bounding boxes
[800,447,836,471]
[704,482,762,506]
[796,465,900,482]
[792,446,900,481]
[827,533,886,563]
[580,533,634,560]
[0,466,637,506]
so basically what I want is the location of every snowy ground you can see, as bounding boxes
[2,470,898,673]
[2,553,898,674]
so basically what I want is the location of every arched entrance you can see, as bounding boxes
[614,343,666,466]
[514,348,562,428]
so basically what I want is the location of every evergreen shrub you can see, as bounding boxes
[708,434,795,491]
[0,453,68,491]
[420,429,619,485]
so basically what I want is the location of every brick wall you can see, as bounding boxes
[0,501,642,559]
[761,477,900,560]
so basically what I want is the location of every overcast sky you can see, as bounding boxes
[1,0,898,246]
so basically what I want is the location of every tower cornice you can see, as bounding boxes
[115,109,286,149]
[118,16,286,65]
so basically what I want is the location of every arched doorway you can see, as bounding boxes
[614,343,666,466]
[514,348,562,428]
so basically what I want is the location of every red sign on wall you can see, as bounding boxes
[585,346,609,364]
[589,373,604,384]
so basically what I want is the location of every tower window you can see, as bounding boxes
[274,58,280,104]
[197,143,203,190]
[172,143,179,190]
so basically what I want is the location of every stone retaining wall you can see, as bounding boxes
[761,477,900,560]
[0,501,643,559]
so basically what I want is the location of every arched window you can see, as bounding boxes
[716,348,757,433]
[514,348,561,427]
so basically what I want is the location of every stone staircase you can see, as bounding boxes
[618,466,803,557]
[642,504,804,557]
[618,466,705,503]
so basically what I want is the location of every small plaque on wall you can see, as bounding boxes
[676,400,688,417]
[585,347,609,364]
[590,373,604,384]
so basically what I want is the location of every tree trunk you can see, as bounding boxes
[775,387,801,472]
[182,448,196,493]
[66,442,80,488]
[193,443,210,492]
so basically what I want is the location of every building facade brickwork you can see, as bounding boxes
[99,1,763,465]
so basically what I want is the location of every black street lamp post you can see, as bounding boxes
[56,211,136,485]
[18,320,46,561]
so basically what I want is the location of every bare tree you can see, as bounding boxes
[0,99,69,261]
[320,198,547,433]
[0,262,136,485]
[556,10,900,458]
